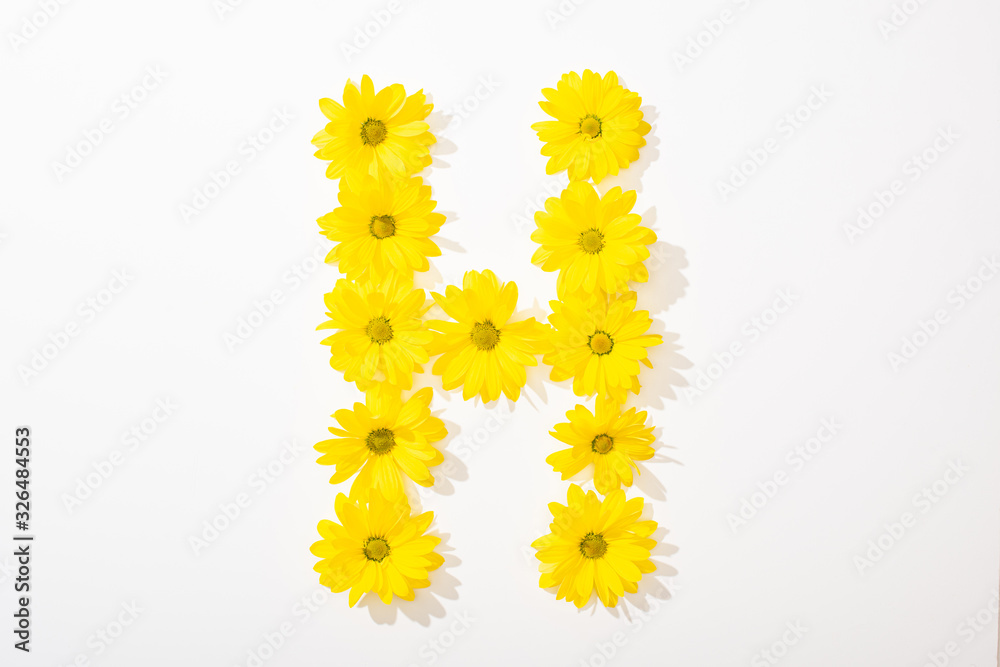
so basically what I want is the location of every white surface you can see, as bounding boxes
[3,0,999,665]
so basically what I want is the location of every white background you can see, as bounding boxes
[2,0,999,665]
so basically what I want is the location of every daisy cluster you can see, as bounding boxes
[305,72,667,611]
[308,75,446,607]
[528,70,664,608]
[307,76,556,608]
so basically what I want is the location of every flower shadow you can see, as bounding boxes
[594,105,660,196]
[422,415,470,498]
[637,329,692,410]
[424,109,456,171]
[605,525,678,620]
[631,464,668,502]
[632,422,683,502]
[632,211,689,316]
[519,362,551,409]
[360,531,461,626]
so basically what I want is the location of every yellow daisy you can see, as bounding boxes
[532,181,656,298]
[311,490,444,607]
[318,175,443,283]
[313,75,435,185]
[544,291,661,405]
[532,484,657,608]
[315,386,446,500]
[546,400,655,496]
[428,270,552,402]
[532,70,650,183]
[318,275,431,391]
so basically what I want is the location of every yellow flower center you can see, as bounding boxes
[471,321,500,351]
[369,215,396,239]
[363,537,391,562]
[365,428,395,455]
[360,118,387,146]
[578,228,605,254]
[580,115,602,138]
[579,532,608,559]
[592,434,614,454]
[589,331,614,355]
[366,316,393,344]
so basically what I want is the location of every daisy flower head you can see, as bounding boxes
[532,181,656,298]
[544,291,662,405]
[311,490,444,607]
[318,274,431,392]
[531,70,650,183]
[313,75,435,186]
[546,400,655,496]
[316,386,447,500]
[427,270,552,402]
[318,174,444,283]
[532,484,657,608]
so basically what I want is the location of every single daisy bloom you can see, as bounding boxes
[531,70,650,183]
[427,269,552,402]
[532,484,657,608]
[532,181,656,298]
[318,175,444,283]
[315,386,446,500]
[313,75,435,186]
[311,490,444,607]
[546,400,655,496]
[318,275,432,392]
[544,291,662,405]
